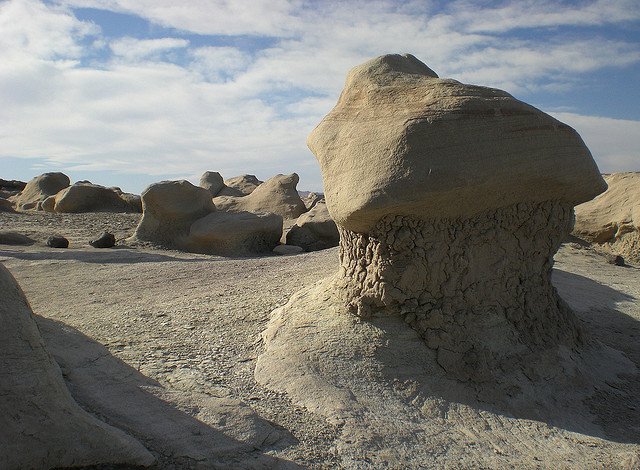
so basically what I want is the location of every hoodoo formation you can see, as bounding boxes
[306,53,607,381]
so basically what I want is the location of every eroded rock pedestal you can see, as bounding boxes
[336,201,581,381]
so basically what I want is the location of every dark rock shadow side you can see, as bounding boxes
[36,316,300,469]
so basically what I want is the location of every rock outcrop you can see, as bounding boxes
[130,180,283,255]
[214,173,307,220]
[13,172,70,210]
[217,174,263,197]
[0,264,154,469]
[574,172,640,262]
[52,183,138,213]
[130,180,215,249]
[0,198,14,212]
[305,53,606,380]
[286,200,339,251]
[199,171,225,196]
[187,211,283,256]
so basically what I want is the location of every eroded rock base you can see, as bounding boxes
[337,201,582,381]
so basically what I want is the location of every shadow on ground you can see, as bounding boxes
[35,316,300,469]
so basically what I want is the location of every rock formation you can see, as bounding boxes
[573,172,640,262]
[130,180,283,255]
[286,200,339,251]
[199,171,225,196]
[131,180,215,249]
[214,173,307,220]
[217,174,263,197]
[13,172,70,210]
[187,211,282,256]
[0,198,14,212]
[255,54,631,467]
[90,231,116,248]
[304,53,606,380]
[0,264,154,469]
[51,183,138,213]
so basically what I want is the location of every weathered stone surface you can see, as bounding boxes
[41,195,56,212]
[116,191,143,213]
[302,192,323,211]
[574,172,640,262]
[199,171,225,196]
[131,180,215,249]
[90,231,116,248]
[214,173,307,220]
[14,172,70,211]
[0,264,154,469]
[47,236,69,248]
[308,54,607,234]
[187,211,282,256]
[286,200,339,251]
[273,244,304,256]
[0,197,14,212]
[0,232,35,245]
[53,183,134,213]
[217,174,263,197]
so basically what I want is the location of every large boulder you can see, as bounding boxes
[187,211,283,256]
[574,172,640,261]
[306,53,607,379]
[308,54,606,234]
[214,173,307,220]
[130,180,215,249]
[286,200,339,251]
[199,171,225,196]
[0,264,154,469]
[52,183,136,213]
[217,174,263,197]
[13,172,70,211]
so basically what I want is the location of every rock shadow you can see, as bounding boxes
[35,316,300,469]
[369,268,640,445]
[0,248,212,265]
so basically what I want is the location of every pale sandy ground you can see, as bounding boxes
[1,210,639,468]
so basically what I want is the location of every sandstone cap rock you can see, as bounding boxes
[308,53,607,233]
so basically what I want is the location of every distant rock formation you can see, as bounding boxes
[286,200,339,251]
[217,174,263,197]
[574,172,640,262]
[130,180,282,256]
[214,173,307,220]
[199,171,225,196]
[14,172,70,210]
[51,183,140,213]
[0,264,154,469]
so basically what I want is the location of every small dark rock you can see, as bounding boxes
[606,254,625,266]
[89,231,116,248]
[47,236,69,248]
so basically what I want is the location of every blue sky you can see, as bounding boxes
[1,0,639,193]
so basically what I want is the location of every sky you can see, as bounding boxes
[0,0,639,194]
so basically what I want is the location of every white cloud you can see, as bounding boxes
[109,37,189,61]
[551,112,640,173]
[1,0,639,193]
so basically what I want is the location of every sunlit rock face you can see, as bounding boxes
[308,53,607,381]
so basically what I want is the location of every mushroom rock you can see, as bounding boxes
[217,174,263,197]
[214,173,307,220]
[186,210,283,256]
[14,172,70,210]
[304,53,607,381]
[0,264,154,469]
[130,180,215,249]
[573,172,640,262]
[52,183,134,213]
[199,171,225,196]
[286,200,339,251]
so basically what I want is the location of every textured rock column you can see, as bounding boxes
[335,201,582,382]
[307,53,607,382]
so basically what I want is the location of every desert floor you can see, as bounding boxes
[1,210,639,469]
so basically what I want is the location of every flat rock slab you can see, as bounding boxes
[256,278,640,468]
